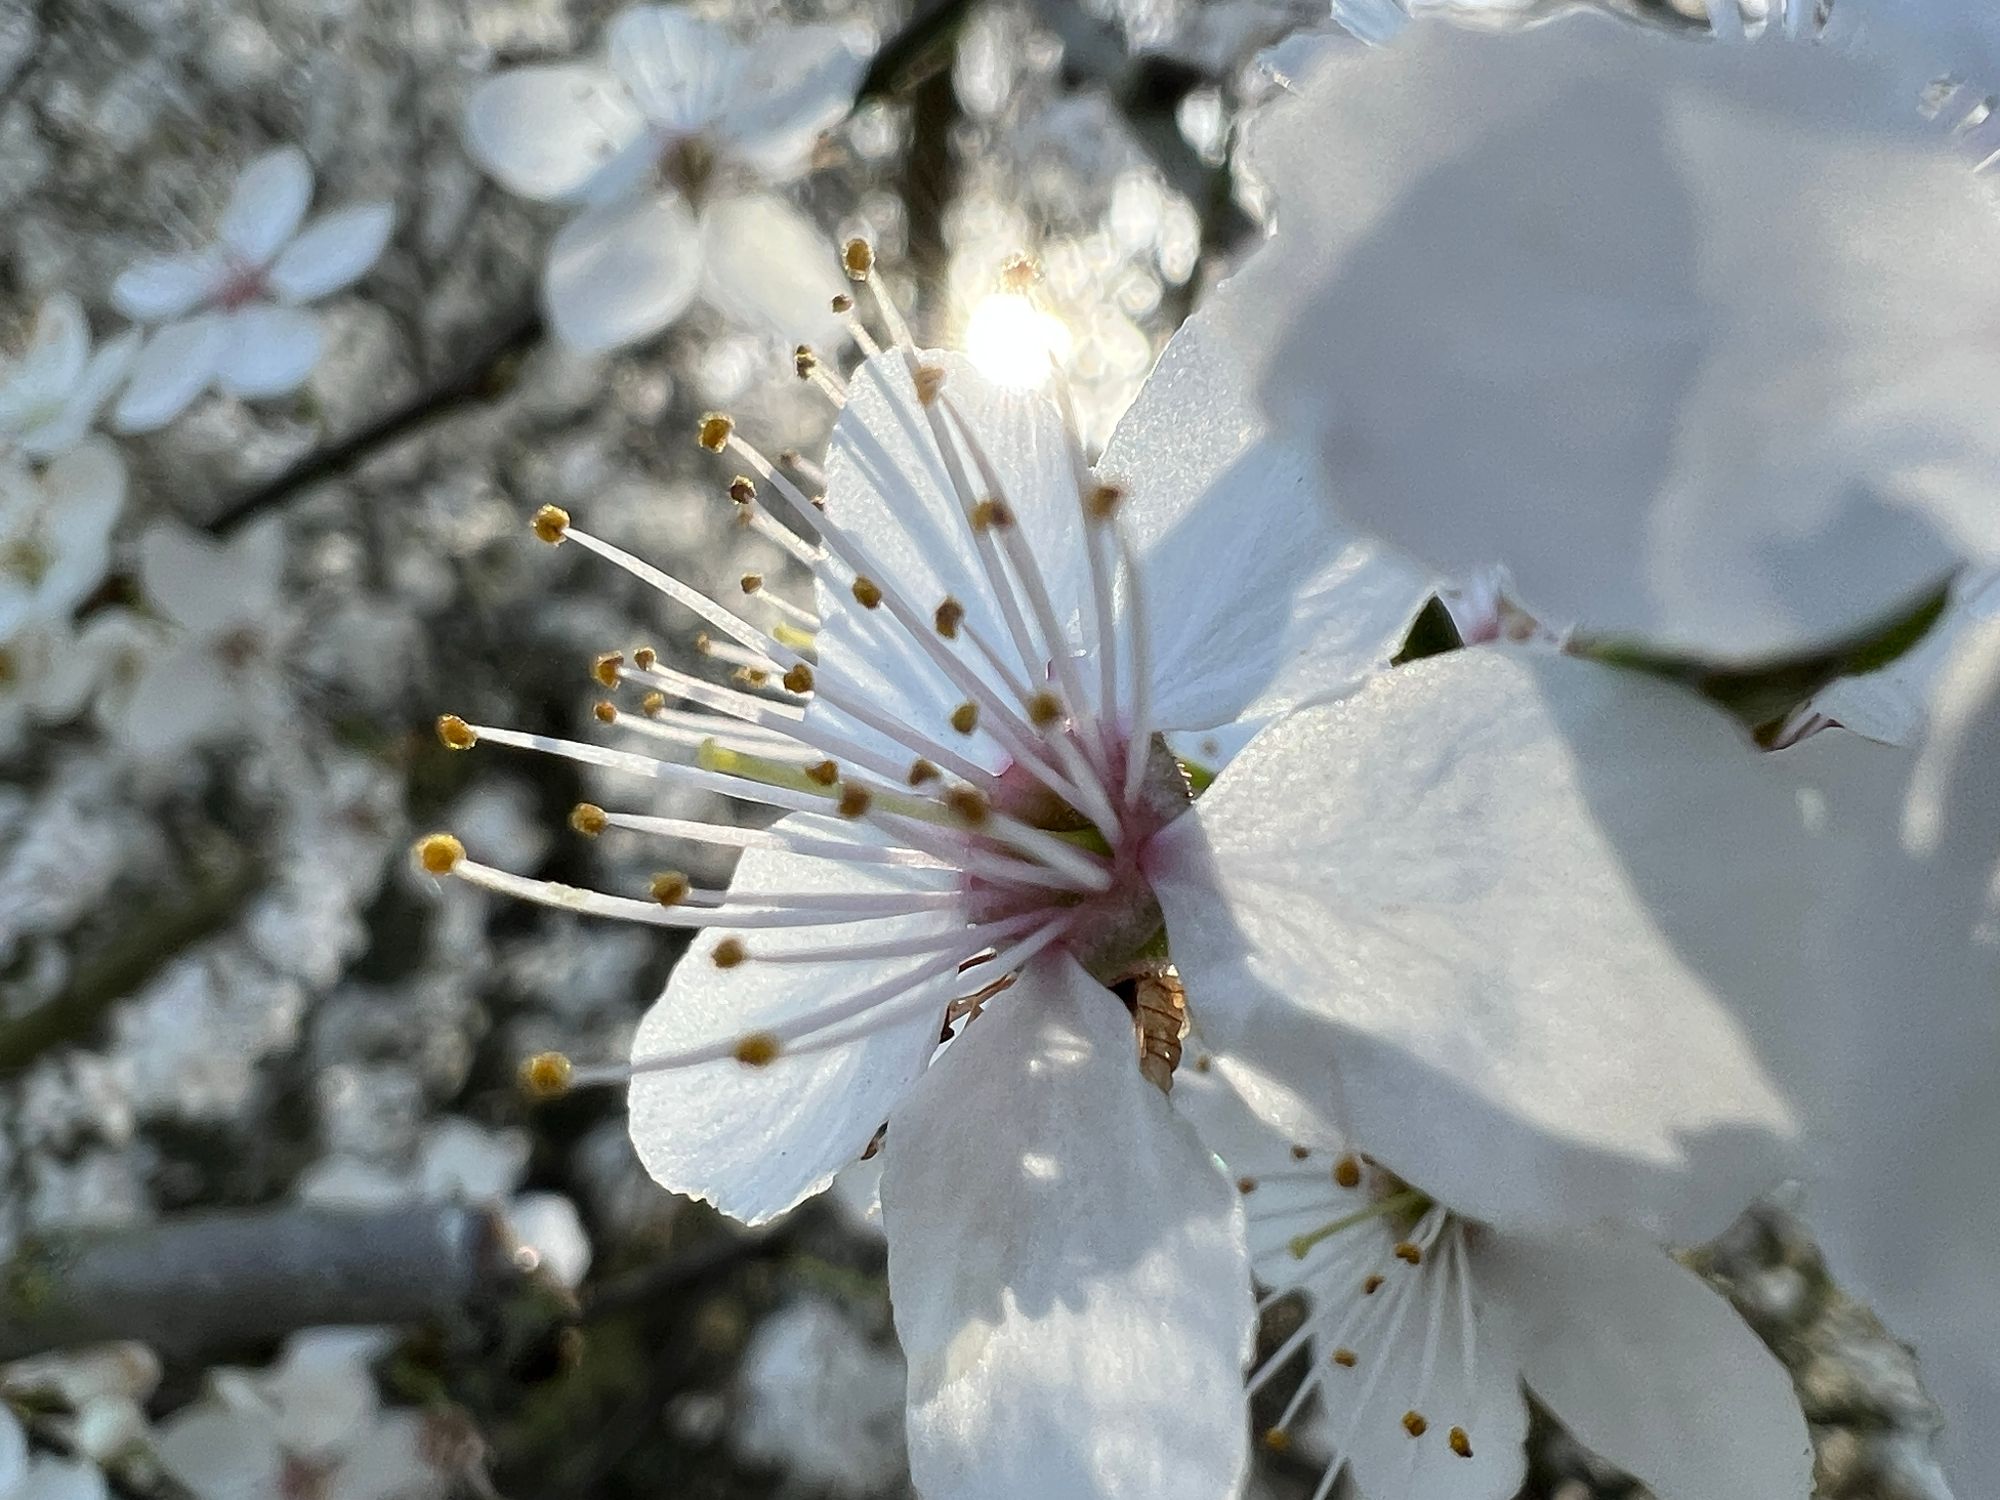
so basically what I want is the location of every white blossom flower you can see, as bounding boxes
[1222,5,2000,663]
[419,256,1432,1496]
[463,5,871,353]
[0,295,138,460]
[0,1404,111,1500]
[735,1297,907,1496]
[111,147,393,432]
[1178,1056,1813,1500]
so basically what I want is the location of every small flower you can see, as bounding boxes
[0,294,138,460]
[0,442,125,641]
[462,4,871,352]
[1223,5,2000,662]
[111,146,393,432]
[0,1402,114,1500]
[1181,1056,1815,1500]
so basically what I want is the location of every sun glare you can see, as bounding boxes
[963,291,1074,388]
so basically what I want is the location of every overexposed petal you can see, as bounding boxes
[543,192,702,353]
[218,145,314,265]
[1151,649,1810,1240]
[111,250,226,323]
[1482,1226,1814,1500]
[462,63,646,203]
[697,192,844,344]
[605,5,740,133]
[215,305,323,399]
[717,22,872,178]
[626,814,965,1225]
[113,316,229,432]
[268,202,393,303]
[883,951,1253,1500]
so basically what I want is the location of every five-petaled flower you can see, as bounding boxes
[0,294,138,461]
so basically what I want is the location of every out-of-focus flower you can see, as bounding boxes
[112,147,393,432]
[421,260,1430,1496]
[1181,1057,1812,1500]
[0,295,137,460]
[462,4,871,352]
[735,1297,906,1495]
[0,443,124,638]
[0,1403,112,1500]
[1224,6,2000,663]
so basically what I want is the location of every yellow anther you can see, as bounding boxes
[713,938,747,969]
[830,293,854,314]
[1394,1241,1423,1265]
[641,691,667,715]
[851,576,883,609]
[915,364,947,406]
[1026,691,1062,727]
[1332,1348,1358,1368]
[907,758,940,786]
[436,714,477,751]
[933,598,965,638]
[1363,1274,1385,1295]
[948,702,978,735]
[592,652,623,688]
[593,701,618,725]
[970,498,1013,531]
[944,787,990,826]
[1086,482,1125,520]
[741,573,763,593]
[1235,1176,1258,1195]
[415,833,464,875]
[1448,1427,1473,1458]
[842,238,875,281]
[1260,1429,1291,1455]
[783,663,815,694]
[837,784,873,818]
[697,413,734,452]
[735,667,770,688]
[794,345,819,378]
[728,475,757,505]
[519,1051,574,1099]
[805,759,840,787]
[645,872,688,906]
[1402,1412,1429,1439]
[1334,1154,1363,1189]
[530,505,570,544]
[733,1031,782,1067]
[569,803,607,837]
[633,646,657,670]
[694,632,715,656]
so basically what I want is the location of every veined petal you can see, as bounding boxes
[462,63,646,203]
[112,250,227,323]
[627,814,966,1226]
[219,145,314,265]
[215,305,323,399]
[1100,301,1430,735]
[605,5,740,134]
[268,202,394,303]
[1481,1226,1814,1500]
[882,951,1253,1500]
[1226,11,2000,662]
[697,193,845,344]
[1151,649,1808,1240]
[543,192,701,353]
[716,22,872,179]
[113,316,229,432]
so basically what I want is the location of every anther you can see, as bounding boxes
[1394,1241,1423,1265]
[713,938,747,969]
[837,784,873,818]
[1026,691,1062,728]
[650,872,691,906]
[782,663,815,694]
[1290,1144,1311,1161]
[830,293,854,314]
[934,598,965,638]
[1363,1274,1385,1295]
[633,646,656,670]
[851,576,883,609]
[1235,1176,1258,1195]
[1260,1430,1291,1455]
[999,254,1040,291]
[943,787,990,826]
[697,413,734,452]
[1086,482,1125,520]
[728,475,756,504]
[734,1032,782,1067]
[415,833,464,876]
[970,498,1013,531]
[693,632,715,655]
[1332,1349,1358,1368]
[1333,1154,1363,1189]
[519,1051,574,1099]
[949,702,978,735]
[1402,1412,1428,1439]
[740,573,763,593]
[915,364,946,406]
[842,238,874,281]
[531,505,570,544]
[641,691,667,715]
[805,759,840,787]
[794,345,819,379]
[593,701,617,725]
[907,758,940,786]
[569,803,607,837]
[436,714,477,751]
[592,652,622,688]
[1448,1428,1473,1458]
[735,668,770,688]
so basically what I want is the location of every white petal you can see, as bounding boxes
[111,250,226,322]
[155,1404,284,1500]
[326,1412,440,1500]
[137,515,286,635]
[508,1191,593,1289]
[268,202,393,303]
[605,5,740,133]
[17,330,141,459]
[461,63,646,203]
[0,1407,27,1492]
[1481,1225,1814,1500]
[31,439,126,617]
[543,191,702,353]
[120,644,240,759]
[112,316,229,432]
[716,22,872,179]
[882,951,1254,1500]
[1226,13,2000,662]
[1808,569,2000,746]
[218,145,314,265]
[264,1330,381,1458]
[11,292,89,398]
[215,304,323,399]
[697,192,845,343]
[16,1458,111,1500]
[1152,649,1810,1240]
[626,814,966,1225]
[1101,300,1430,734]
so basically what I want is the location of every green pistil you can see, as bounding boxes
[1288,1189,1430,1261]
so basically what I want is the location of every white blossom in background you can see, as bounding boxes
[735,1297,907,1496]
[462,4,871,353]
[0,1404,111,1500]
[1226,5,2000,663]
[1179,1056,1812,1500]
[111,146,393,433]
[419,267,1433,1496]
[155,1330,449,1500]
[0,295,137,460]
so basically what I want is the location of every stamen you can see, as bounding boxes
[1401,1412,1428,1439]
[1117,527,1155,807]
[570,803,607,836]
[531,505,569,544]
[1288,1189,1428,1261]
[698,413,734,452]
[519,1051,573,1098]
[415,833,463,875]
[437,715,477,751]
[594,811,945,870]
[1334,1155,1363,1189]
[851,576,884,609]
[795,345,848,405]
[561,521,790,662]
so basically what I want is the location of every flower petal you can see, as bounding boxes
[0,1407,26,1492]
[18,1458,112,1500]
[113,316,229,432]
[215,305,323,399]
[1481,1225,1814,1500]
[1226,12,2000,662]
[16,329,141,459]
[626,813,966,1225]
[605,5,740,133]
[268,202,394,303]
[137,515,286,636]
[111,250,227,323]
[118,641,241,759]
[219,145,314,266]
[716,22,872,179]
[1151,648,1810,1240]
[30,439,125,617]
[1101,300,1430,735]
[461,63,646,203]
[1806,569,2000,747]
[697,192,845,344]
[10,292,89,399]
[882,950,1254,1500]
[155,1404,284,1500]
[543,191,702,353]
